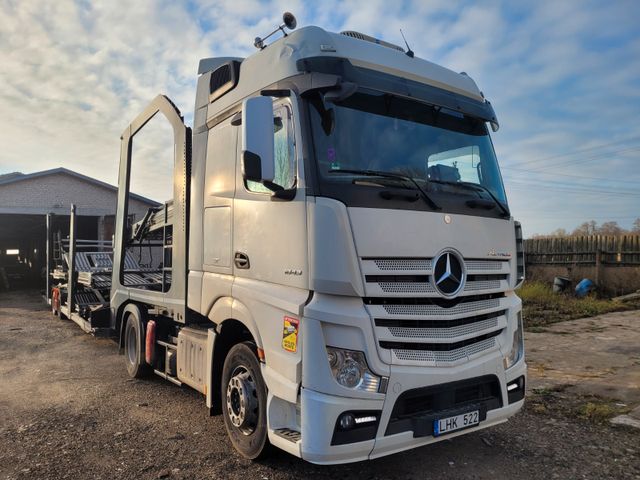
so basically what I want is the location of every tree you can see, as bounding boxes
[548,228,568,237]
[632,218,640,233]
[597,221,623,236]
[572,220,597,236]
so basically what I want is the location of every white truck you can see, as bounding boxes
[65,13,527,464]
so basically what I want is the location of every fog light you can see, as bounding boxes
[354,415,377,424]
[338,413,356,430]
[507,376,526,404]
[331,411,381,445]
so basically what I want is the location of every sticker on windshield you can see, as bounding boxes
[282,316,299,353]
[328,147,340,170]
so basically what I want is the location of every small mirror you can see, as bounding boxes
[242,96,275,183]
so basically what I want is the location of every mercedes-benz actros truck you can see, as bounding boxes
[62,13,527,464]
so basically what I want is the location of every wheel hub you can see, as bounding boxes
[226,368,258,435]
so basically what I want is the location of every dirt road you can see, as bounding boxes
[1,291,639,479]
[526,310,640,404]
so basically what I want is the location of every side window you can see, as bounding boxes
[247,104,295,193]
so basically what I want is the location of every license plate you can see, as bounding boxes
[434,410,479,436]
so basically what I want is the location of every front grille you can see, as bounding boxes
[380,329,502,352]
[387,319,497,339]
[464,279,501,291]
[465,260,503,271]
[391,337,497,362]
[374,279,504,294]
[367,293,506,364]
[363,255,511,365]
[386,375,503,436]
[361,257,509,298]
[375,310,505,329]
[381,297,501,316]
[363,257,506,273]
[388,323,497,339]
[378,310,505,340]
[379,282,437,293]
[372,258,432,271]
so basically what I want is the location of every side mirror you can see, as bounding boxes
[242,96,274,183]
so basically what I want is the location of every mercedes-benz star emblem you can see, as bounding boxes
[433,251,465,296]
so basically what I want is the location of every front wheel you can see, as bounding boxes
[221,342,270,460]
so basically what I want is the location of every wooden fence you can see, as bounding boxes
[524,235,640,266]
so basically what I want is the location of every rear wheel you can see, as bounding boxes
[124,312,149,378]
[221,342,270,459]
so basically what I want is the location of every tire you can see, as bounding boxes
[124,312,150,378]
[221,342,270,460]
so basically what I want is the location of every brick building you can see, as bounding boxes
[0,167,158,290]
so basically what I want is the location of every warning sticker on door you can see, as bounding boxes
[282,316,299,353]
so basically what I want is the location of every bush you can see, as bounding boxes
[519,281,630,329]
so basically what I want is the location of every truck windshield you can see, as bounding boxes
[309,90,508,206]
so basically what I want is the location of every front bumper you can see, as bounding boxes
[300,355,526,464]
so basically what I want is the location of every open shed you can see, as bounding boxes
[0,168,158,291]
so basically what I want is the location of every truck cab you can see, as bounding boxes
[110,20,526,464]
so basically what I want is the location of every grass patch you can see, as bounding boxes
[531,386,558,396]
[519,281,632,329]
[527,386,629,425]
[576,402,620,424]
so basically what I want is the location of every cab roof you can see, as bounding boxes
[197,26,487,127]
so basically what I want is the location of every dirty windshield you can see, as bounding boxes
[310,90,508,205]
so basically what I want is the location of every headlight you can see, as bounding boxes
[326,346,385,393]
[503,312,524,370]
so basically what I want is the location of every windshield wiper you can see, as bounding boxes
[328,169,441,210]
[428,179,510,217]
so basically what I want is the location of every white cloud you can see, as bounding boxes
[0,0,638,233]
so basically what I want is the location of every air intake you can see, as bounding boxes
[209,60,241,103]
[340,31,405,53]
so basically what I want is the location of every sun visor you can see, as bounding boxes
[296,56,499,129]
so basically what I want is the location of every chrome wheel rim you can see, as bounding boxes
[226,366,258,435]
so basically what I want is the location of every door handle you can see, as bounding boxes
[234,252,250,269]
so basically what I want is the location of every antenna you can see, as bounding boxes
[399,29,414,58]
[254,12,298,50]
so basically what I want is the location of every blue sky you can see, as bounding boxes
[0,0,638,235]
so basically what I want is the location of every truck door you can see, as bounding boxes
[232,98,308,290]
[199,116,238,305]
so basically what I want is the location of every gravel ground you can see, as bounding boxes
[1,291,639,480]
